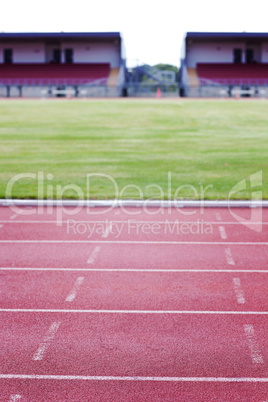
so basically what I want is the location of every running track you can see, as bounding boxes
[0,205,267,401]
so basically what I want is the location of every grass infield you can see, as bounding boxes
[0,98,267,200]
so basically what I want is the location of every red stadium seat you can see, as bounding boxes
[197,63,268,85]
[0,63,110,85]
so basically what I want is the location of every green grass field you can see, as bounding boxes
[0,98,267,200]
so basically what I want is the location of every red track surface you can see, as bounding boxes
[0,206,267,401]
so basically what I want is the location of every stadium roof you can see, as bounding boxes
[186,32,268,40]
[0,32,121,41]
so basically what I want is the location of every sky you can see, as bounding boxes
[1,0,268,67]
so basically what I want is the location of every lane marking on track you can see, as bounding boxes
[1,309,268,315]
[1,240,267,245]
[9,396,21,402]
[87,246,101,264]
[0,220,268,225]
[215,213,222,221]
[0,374,267,383]
[102,223,112,238]
[0,224,3,229]
[244,324,264,364]
[233,278,246,304]
[225,248,236,265]
[9,214,18,220]
[65,277,84,302]
[32,322,61,361]
[219,226,227,240]
[1,267,268,273]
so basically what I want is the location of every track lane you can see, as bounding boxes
[0,205,267,223]
[1,243,267,270]
[1,377,267,402]
[1,206,267,400]
[1,314,267,378]
[0,220,267,242]
[0,271,267,311]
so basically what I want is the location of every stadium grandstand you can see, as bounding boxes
[0,32,126,97]
[179,32,268,97]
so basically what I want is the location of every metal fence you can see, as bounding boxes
[0,83,180,98]
[2,83,268,99]
[182,84,268,98]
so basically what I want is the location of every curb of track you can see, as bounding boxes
[0,199,267,208]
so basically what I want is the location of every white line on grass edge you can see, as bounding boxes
[1,199,268,208]
[0,374,267,382]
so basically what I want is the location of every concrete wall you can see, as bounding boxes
[118,62,126,87]
[261,42,268,62]
[0,40,121,67]
[61,42,121,67]
[186,42,245,67]
[186,41,265,67]
[0,43,45,63]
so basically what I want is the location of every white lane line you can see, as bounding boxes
[9,396,21,402]
[244,324,264,364]
[1,267,268,273]
[0,374,267,383]
[225,248,235,265]
[1,220,267,225]
[65,277,84,302]
[219,226,227,240]
[1,309,267,315]
[233,278,246,304]
[32,322,61,361]
[0,224,3,229]
[87,246,101,264]
[10,214,18,220]
[1,240,267,245]
[102,223,112,238]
